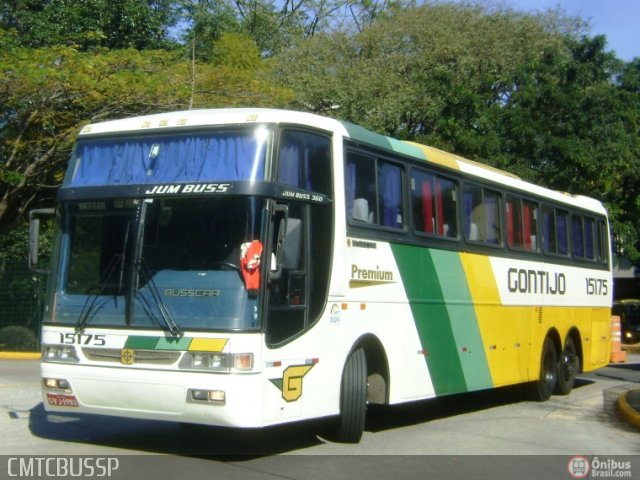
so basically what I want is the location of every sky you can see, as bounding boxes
[502,0,639,61]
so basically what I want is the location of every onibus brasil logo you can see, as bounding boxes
[568,456,632,478]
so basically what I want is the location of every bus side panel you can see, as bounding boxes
[391,244,493,396]
[486,256,612,381]
[463,253,533,387]
[346,240,436,404]
[585,307,612,372]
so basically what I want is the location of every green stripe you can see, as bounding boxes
[124,336,160,349]
[341,121,427,160]
[124,336,193,350]
[155,337,192,350]
[430,250,492,391]
[391,244,467,395]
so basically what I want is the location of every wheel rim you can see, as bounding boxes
[560,344,577,382]
[543,350,557,391]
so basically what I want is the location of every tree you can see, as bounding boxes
[272,3,640,261]
[498,36,640,260]
[0,0,178,50]
[0,31,293,253]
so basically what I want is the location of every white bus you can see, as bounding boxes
[31,108,612,443]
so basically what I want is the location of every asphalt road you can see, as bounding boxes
[1,357,639,480]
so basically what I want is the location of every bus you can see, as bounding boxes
[30,108,612,443]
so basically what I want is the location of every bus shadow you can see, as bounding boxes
[28,403,325,458]
[365,377,595,433]
[28,378,595,458]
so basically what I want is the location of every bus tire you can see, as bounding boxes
[527,337,557,401]
[555,336,578,395]
[335,348,367,443]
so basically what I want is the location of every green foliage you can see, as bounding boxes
[271,3,640,261]
[0,1,638,264]
[0,325,39,351]
[0,0,178,50]
[0,35,293,256]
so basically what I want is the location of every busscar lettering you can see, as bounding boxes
[164,288,220,297]
[145,183,230,195]
[507,268,566,295]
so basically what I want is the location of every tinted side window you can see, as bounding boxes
[411,169,458,238]
[278,130,332,196]
[506,196,538,251]
[542,206,569,256]
[346,152,403,229]
[463,184,501,245]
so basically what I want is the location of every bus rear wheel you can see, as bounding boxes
[527,337,557,401]
[555,336,578,395]
[334,348,367,443]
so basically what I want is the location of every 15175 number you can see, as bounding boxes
[59,333,106,346]
[586,278,608,296]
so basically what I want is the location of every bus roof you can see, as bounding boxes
[78,108,606,215]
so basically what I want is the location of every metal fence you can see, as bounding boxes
[0,258,45,352]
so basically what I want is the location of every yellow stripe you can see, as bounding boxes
[403,142,462,171]
[188,338,228,352]
[462,253,526,387]
[463,253,611,386]
[0,352,41,360]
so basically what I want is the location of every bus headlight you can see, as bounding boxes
[179,352,253,372]
[43,345,79,363]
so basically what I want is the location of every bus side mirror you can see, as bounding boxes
[270,217,302,280]
[29,208,55,273]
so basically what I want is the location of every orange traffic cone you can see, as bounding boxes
[610,315,627,363]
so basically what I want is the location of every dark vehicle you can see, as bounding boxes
[613,300,640,344]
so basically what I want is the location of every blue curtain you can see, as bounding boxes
[542,211,552,252]
[69,131,265,187]
[380,163,401,228]
[345,162,356,219]
[585,219,595,259]
[557,213,568,255]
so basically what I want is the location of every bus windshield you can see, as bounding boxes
[56,197,265,332]
[65,127,269,187]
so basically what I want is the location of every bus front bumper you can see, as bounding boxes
[41,362,264,428]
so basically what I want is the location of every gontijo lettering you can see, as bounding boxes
[507,268,566,295]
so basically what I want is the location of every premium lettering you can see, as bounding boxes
[351,264,393,282]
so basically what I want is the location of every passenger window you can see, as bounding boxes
[463,184,501,245]
[572,215,585,258]
[542,206,569,256]
[506,196,538,251]
[346,152,403,229]
[596,220,609,264]
[411,169,458,238]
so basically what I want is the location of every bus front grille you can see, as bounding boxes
[82,348,181,365]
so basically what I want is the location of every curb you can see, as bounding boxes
[617,391,640,430]
[0,352,41,360]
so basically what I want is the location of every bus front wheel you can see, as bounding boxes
[334,348,367,443]
[527,337,557,401]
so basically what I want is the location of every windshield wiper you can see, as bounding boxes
[75,254,122,333]
[135,258,182,338]
[76,220,132,333]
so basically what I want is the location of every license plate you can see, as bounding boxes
[46,393,79,407]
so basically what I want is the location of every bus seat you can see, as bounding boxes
[468,223,479,241]
[352,198,370,223]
